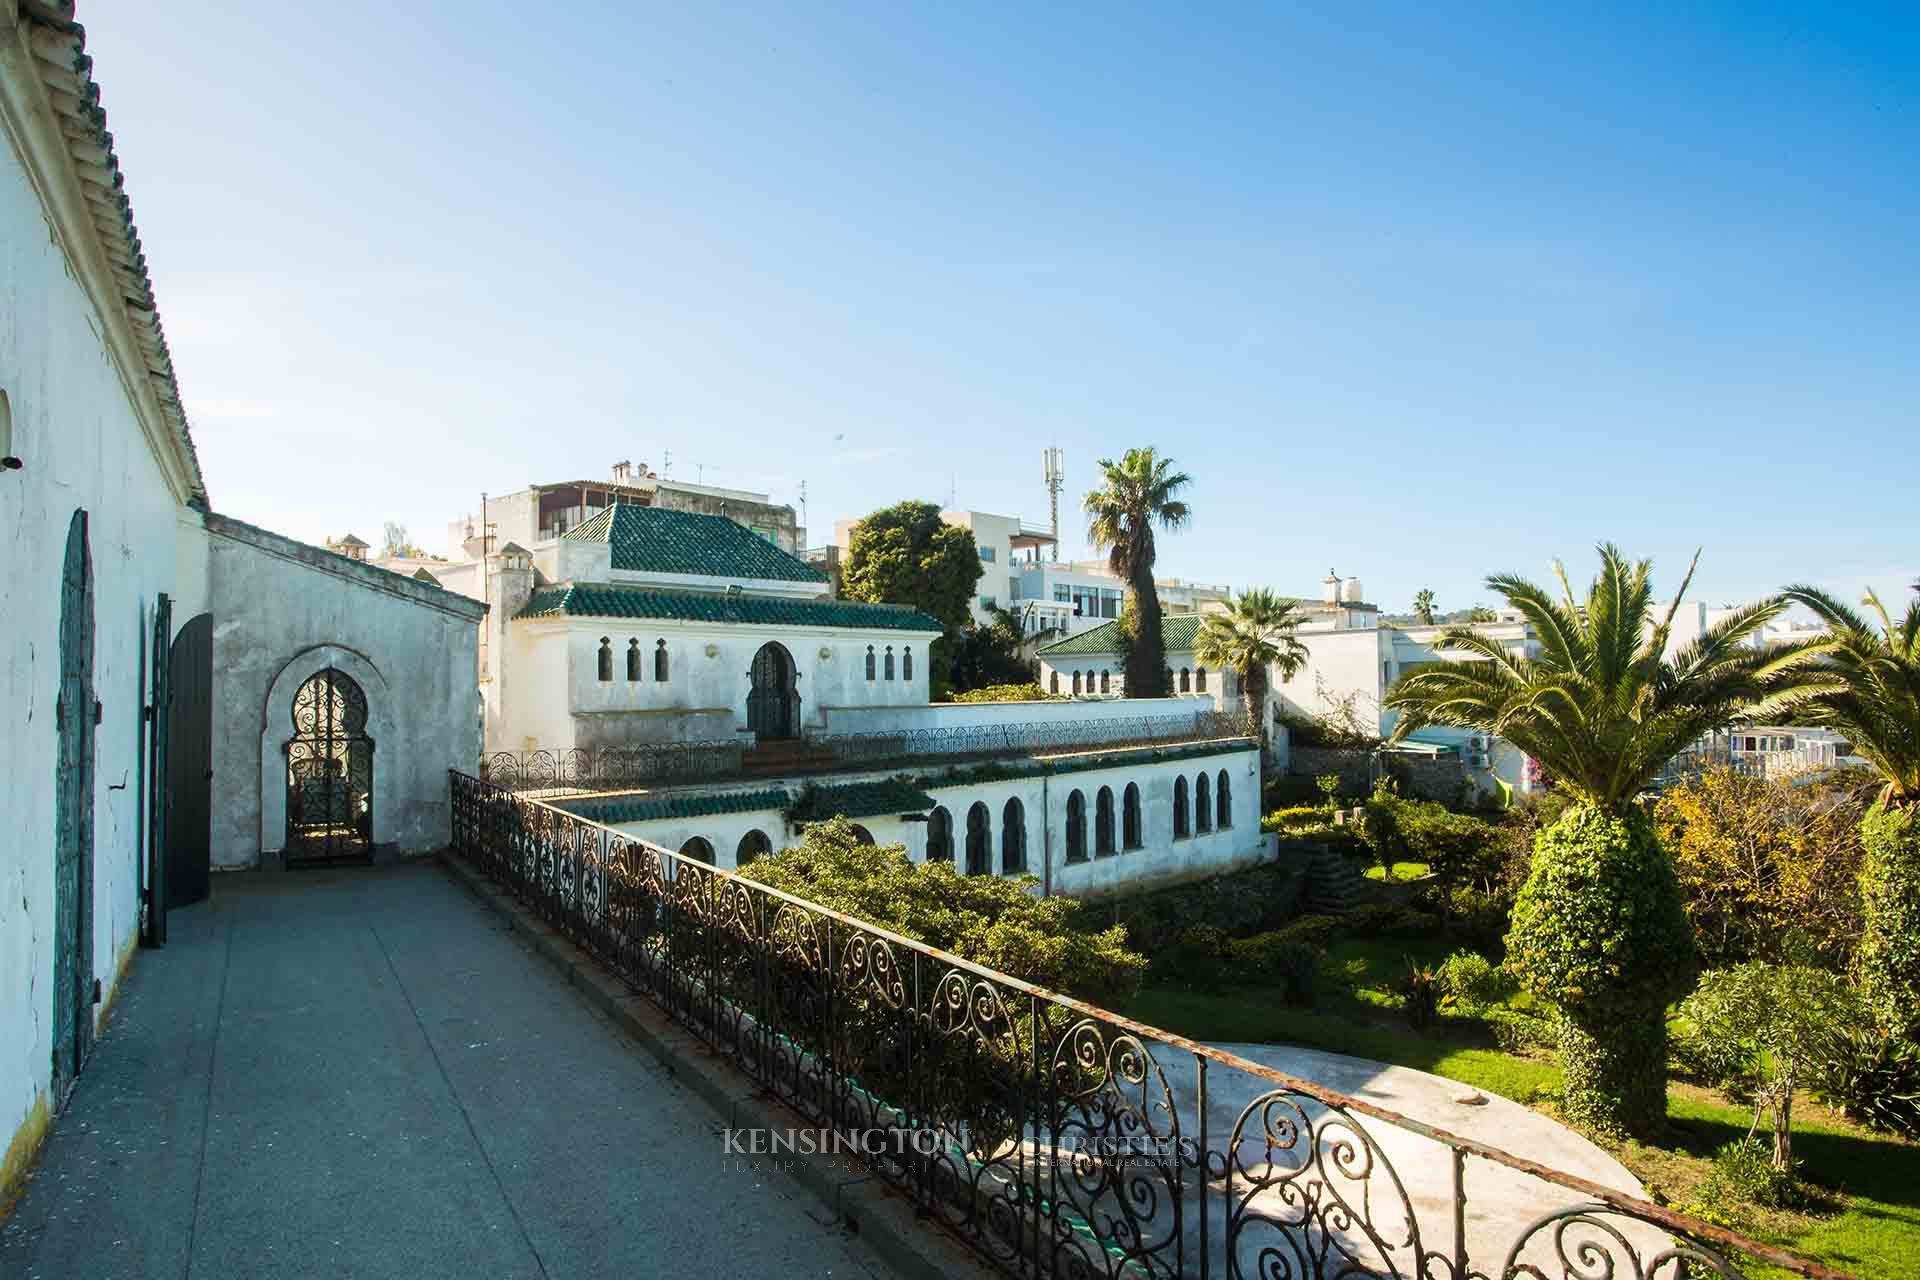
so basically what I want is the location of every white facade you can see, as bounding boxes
[582,743,1266,898]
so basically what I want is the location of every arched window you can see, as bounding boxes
[1065,790,1087,863]
[1122,782,1142,850]
[1173,776,1190,838]
[1180,668,1191,692]
[679,836,715,865]
[654,639,669,682]
[626,639,641,682]
[1072,670,1083,695]
[1196,667,1208,693]
[1095,787,1116,856]
[1195,773,1212,833]
[1001,797,1026,873]
[848,824,876,846]
[965,802,991,875]
[736,829,772,866]
[1049,670,1060,694]
[597,637,612,682]
[1217,769,1232,829]
[884,646,895,680]
[866,645,876,681]
[1099,670,1110,694]
[1164,666,1174,693]
[925,806,953,862]
[903,647,913,681]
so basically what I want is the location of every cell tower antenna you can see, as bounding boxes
[798,479,808,530]
[1043,447,1064,562]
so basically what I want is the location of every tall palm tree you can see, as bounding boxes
[1412,588,1436,625]
[1778,584,1920,1040]
[1194,589,1310,769]
[1084,448,1191,697]
[1385,545,1824,1135]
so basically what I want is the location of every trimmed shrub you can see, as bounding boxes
[1505,805,1697,1136]
[1271,913,1342,951]
[1262,805,1326,831]
[1435,950,1516,1011]
[1104,863,1307,954]
[1484,1006,1557,1053]
[1857,803,1920,1042]
[949,681,1060,704]
[1262,773,1324,809]
[1340,904,1440,939]
[1814,1025,1920,1140]
[1228,933,1321,1006]
[1156,925,1233,992]
[1706,1137,1796,1209]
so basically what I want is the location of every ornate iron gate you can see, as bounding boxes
[52,510,96,1104]
[745,641,797,740]
[285,668,373,866]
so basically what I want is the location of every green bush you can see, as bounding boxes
[1857,803,1920,1042]
[1228,932,1321,1006]
[1103,863,1307,953]
[1340,903,1439,939]
[1155,925,1233,992]
[1706,1137,1796,1209]
[1484,1006,1558,1053]
[948,681,1060,704]
[1814,1025,1920,1140]
[1262,773,1324,809]
[1315,772,1345,804]
[1423,885,1512,956]
[1262,805,1326,831]
[1435,950,1516,1011]
[1271,913,1342,951]
[1505,805,1697,1136]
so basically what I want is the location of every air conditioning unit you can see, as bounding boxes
[1467,734,1491,752]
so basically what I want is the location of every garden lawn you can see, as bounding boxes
[1123,980,1920,1280]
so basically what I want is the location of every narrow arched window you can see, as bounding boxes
[654,638,669,681]
[1196,667,1208,693]
[866,645,876,681]
[1065,791,1087,863]
[626,639,641,682]
[903,647,913,681]
[926,806,953,861]
[1180,668,1191,692]
[1095,787,1116,855]
[1049,670,1059,694]
[884,646,895,680]
[1195,773,1212,833]
[1217,769,1232,829]
[597,637,612,682]
[1072,670,1083,695]
[966,802,991,875]
[1099,670,1110,694]
[1122,783,1142,850]
[1173,776,1189,838]
[1001,797,1026,873]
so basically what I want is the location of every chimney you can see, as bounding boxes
[1322,568,1341,606]
[611,460,632,486]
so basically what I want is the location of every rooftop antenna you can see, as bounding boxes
[797,479,808,530]
[1043,446,1064,562]
[662,448,672,479]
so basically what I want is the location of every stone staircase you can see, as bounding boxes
[1301,842,1370,913]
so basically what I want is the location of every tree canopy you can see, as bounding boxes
[1778,584,1920,807]
[1385,544,1825,812]
[841,500,983,628]
[1194,588,1308,762]
[1084,448,1191,697]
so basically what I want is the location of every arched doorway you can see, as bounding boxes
[1001,797,1026,873]
[285,668,374,866]
[965,802,991,875]
[747,641,799,739]
[52,510,96,1104]
[925,806,953,861]
[1065,791,1086,863]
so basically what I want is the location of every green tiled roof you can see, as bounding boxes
[558,788,790,825]
[1038,612,1204,657]
[515,584,944,631]
[566,503,827,583]
[789,779,940,821]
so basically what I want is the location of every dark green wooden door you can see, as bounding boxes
[165,612,214,905]
[52,510,96,1104]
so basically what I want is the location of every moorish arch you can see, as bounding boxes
[259,644,396,865]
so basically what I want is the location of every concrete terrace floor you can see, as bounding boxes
[0,863,897,1280]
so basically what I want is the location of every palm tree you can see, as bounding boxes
[1384,545,1824,1135]
[1195,589,1310,769]
[1412,589,1436,625]
[1084,448,1191,697]
[1778,584,1920,1040]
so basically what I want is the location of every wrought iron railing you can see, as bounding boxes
[481,711,1255,792]
[447,771,1848,1280]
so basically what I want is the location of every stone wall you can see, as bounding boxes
[1286,746,1472,805]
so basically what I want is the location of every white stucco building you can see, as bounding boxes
[2,10,484,1196]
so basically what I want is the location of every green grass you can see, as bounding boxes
[1123,973,1920,1279]
[1361,860,1430,881]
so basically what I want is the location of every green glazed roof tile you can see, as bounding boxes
[1038,612,1204,657]
[565,503,827,583]
[788,779,940,821]
[559,788,791,825]
[515,583,943,631]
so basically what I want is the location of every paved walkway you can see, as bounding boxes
[0,863,896,1280]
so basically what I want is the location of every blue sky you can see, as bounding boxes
[86,1,1917,613]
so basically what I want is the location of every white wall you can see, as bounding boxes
[817,695,1215,736]
[590,744,1264,898]
[202,516,486,867]
[0,116,196,1160]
